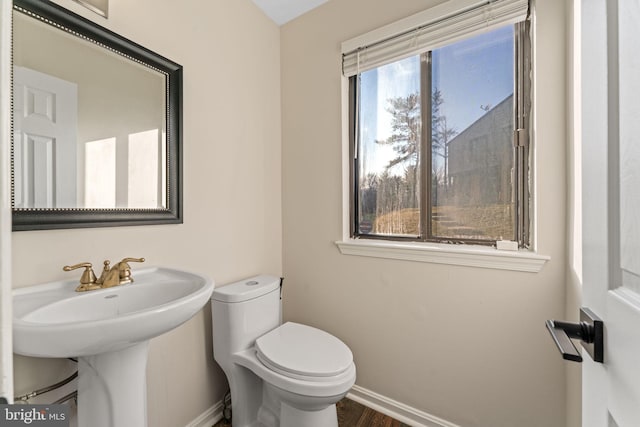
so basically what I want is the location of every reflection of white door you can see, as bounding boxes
[581,0,640,425]
[13,66,77,208]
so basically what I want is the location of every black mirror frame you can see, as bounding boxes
[12,0,182,231]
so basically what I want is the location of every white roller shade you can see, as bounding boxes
[342,0,529,77]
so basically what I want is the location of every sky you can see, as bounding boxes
[359,24,515,176]
[432,25,515,132]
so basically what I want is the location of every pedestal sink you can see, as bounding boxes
[13,267,214,427]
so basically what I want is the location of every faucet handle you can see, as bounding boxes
[63,262,100,292]
[117,257,145,284]
[120,257,145,265]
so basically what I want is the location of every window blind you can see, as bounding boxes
[342,0,529,77]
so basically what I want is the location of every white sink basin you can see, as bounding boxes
[13,267,214,358]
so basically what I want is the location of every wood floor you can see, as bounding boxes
[337,398,411,427]
[212,398,411,427]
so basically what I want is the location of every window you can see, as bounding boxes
[343,0,531,247]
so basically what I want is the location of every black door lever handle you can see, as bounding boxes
[546,307,604,363]
[545,320,585,362]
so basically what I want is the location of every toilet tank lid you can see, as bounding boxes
[211,275,281,303]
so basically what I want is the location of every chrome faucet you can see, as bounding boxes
[64,257,145,292]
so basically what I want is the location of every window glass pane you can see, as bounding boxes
[357,55,421,237]
[430,25,515,241]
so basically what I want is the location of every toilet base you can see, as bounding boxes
[280,402,338,427]
[255,382,343,427]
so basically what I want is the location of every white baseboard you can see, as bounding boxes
[185,400,223,427]
[187,386,459,427]
[347,385,460,427]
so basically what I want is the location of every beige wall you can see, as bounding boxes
[11,0,282,425]
[281,0,569,426]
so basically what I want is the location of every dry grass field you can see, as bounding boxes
[372,204,514,240]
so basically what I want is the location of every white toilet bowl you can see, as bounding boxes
[233,323,356,426]
[212,276,356,427]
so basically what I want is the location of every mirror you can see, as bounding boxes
[11,0,182,230]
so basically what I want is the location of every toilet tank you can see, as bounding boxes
[211,275,282,361]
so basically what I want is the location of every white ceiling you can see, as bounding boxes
[251,0,329,25]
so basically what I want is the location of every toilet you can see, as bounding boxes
[211,275,356,427]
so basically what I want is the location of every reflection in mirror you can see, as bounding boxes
[13,7,166,209]
[72,0,108,18]
[11,0,182,230]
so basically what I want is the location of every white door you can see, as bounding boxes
[581,0,640,425]
[13,66,77,208]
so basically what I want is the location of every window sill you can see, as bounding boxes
[335,239,549,273]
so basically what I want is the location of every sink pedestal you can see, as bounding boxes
[78,342,149,427]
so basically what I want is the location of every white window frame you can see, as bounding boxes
[336,0,549,273]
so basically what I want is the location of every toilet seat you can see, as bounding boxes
[232,347,356,398]
[255,322,353,381]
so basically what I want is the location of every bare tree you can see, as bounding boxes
[431,89,458,191]
[375,93,421,209]
[375,89,456,209]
